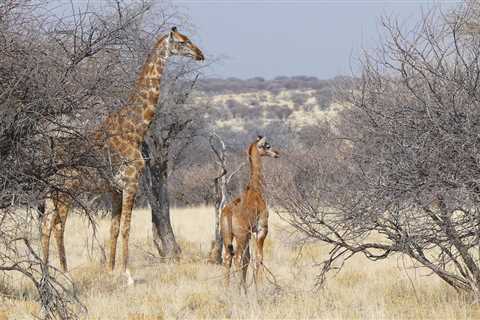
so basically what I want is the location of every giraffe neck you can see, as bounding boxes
[246,144,264,192]
[126,35,169,138]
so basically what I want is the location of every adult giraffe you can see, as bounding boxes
[221,136,279,291]
[41,27,204,274]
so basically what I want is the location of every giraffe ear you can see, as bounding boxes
[169,27,177,40]
[257,136,266,145]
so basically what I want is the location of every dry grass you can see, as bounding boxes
[1,206,480,319]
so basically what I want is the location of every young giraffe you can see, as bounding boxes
[41,27,204,274]
[221,136,280,291]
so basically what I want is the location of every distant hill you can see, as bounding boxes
[196,75,354,95]
[194,76,355,131]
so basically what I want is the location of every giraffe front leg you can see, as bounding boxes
[241,241,251,294]
[53,222,67,272]
[234,234,250,294]
[108,191,122,272]
[120,184,138,274]
[255,223,268,287]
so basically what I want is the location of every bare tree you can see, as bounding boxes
[206,132,245,264]
[0,0,184,317]
[206,133,228,264]
[141,68,206,259]
[272,1,480,300]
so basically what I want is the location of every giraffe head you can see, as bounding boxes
[255,136,280,158]
[166,27,205,61]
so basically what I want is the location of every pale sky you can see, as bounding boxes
[172,0,460,79]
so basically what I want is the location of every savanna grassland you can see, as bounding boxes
[1,207,479,319]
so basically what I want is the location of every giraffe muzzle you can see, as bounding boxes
[195,50,205,61]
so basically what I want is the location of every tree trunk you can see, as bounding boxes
[208,169,227,264]
[142,142,181,260]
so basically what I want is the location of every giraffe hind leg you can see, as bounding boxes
[223,240,234,287]
[108,191,122,272]
[221,210,234,286]
[53,197,71,272]
[120,184,138,273]
[41,199,57,267]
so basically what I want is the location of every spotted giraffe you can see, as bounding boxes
[41,27,204,274]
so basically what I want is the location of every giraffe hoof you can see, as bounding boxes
[125,268,135,286]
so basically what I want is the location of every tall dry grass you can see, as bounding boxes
[1,206,479,319]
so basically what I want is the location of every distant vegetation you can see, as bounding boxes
[197,75,353,94]
[194,75,353,128]
[196,75,353,113]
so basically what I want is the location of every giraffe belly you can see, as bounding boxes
[111,162,143,191]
